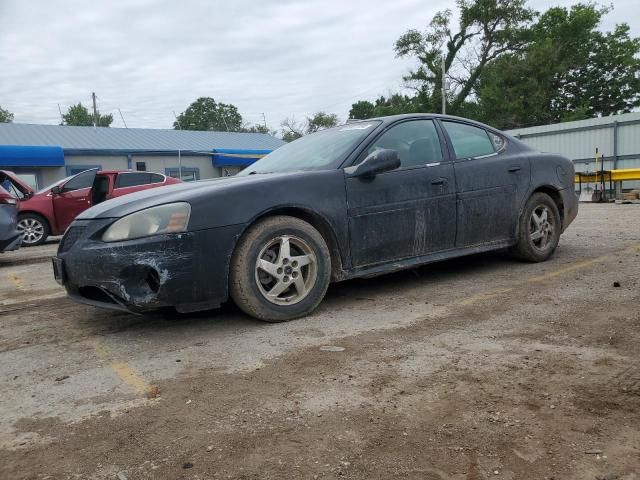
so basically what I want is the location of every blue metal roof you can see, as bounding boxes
[212,148,271,167]
[0,145,64,167]
[0,123,285,154]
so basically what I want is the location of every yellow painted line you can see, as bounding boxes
[80,335,154,396]
[6,272,26,291]
[110,362,152,394]
[458,243,640,305]
[458,287,515,306]
[623,244,640,254]
[526,256,607,283]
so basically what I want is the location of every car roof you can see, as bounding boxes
[97,169,165,175]
[354,113,502,132]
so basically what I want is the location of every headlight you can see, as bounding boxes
[102,202,191,242]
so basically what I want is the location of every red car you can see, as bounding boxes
[0,169,181,246]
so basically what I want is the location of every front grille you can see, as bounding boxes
[58,226,86,253]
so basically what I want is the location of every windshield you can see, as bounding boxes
[239,121,381,175]
[37,175,72,194]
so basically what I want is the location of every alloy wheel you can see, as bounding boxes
[529,205,554,251]
[254,235,317,306]
[17,218,45,245]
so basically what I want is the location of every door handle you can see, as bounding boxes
[508,165,521,173]
[431,178,446,186]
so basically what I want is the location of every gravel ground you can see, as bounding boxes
[0,203,639,480]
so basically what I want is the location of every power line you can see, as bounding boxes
[118,108,128,128]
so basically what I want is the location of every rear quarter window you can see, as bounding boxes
[443,121,496,160]
[150,173,165,183]
[115,172,152,188]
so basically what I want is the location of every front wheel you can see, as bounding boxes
[510,192,561,262]
[229,216,331,322]
[17,213,50,246]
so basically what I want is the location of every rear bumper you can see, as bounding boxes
[57,219,245,313]
[559,187,579,232]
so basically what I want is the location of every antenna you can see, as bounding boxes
[118,108,128,128]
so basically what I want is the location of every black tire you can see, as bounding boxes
[510,192,561,262]
[229,216,331,322]
[17,213,50,246]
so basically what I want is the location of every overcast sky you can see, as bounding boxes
[0,0,637,132]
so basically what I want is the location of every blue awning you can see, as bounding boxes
[212,148,271,167]
[0,145,65,167]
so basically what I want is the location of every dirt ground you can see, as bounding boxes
[1,203,639,480]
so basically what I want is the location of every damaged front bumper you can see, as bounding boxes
[55,218,244,314]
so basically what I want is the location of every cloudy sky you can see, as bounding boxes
[0,0,637,131]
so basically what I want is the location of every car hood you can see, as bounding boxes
[77,173,293,220]
[0,170,35,197]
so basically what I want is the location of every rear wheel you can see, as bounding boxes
[229,216,331,322]
[511,192,561,262]
[17,213,50,246]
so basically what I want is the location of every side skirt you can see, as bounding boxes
[346,240,515,280]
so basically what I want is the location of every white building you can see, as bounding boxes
[0,123,285,190]
[507,112,640,191]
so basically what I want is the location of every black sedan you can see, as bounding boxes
[54,114,578,321]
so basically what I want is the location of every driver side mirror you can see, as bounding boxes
[51,185,62,195]
[345,149,401,179]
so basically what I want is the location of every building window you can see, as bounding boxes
[165,167,200,182]
[136,161,147,171]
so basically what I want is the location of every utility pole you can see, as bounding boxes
[57,104,64,124]
[172,111,183,179]
[91,92,98,130]
[441,55,447,115]
[261,112,267,129]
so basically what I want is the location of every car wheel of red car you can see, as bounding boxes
[17,213,50,246]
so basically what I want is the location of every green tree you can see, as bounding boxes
[174,97,243,132]
[349,94,420,119]
[478,4,640,128]
[349,100,376,119]
[306,112,339,134]
[280,117,304,142]
[0,105,13,123]
[242,124,270,134]
[395,0,535,115]
[62,103,113,127]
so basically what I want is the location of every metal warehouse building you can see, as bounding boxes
[0,123,285,190]
[507,112,640,191]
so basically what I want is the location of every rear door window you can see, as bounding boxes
[442,121,496,160]
[115,172,152,188]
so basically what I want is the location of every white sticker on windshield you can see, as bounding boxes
[340,124,374,131]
